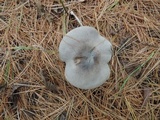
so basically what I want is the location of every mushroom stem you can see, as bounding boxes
[70,11,83,26]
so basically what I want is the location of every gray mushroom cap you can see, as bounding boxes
[59,26,112,89]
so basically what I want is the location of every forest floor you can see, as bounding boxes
[0,0,160,120]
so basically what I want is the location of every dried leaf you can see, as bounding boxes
[8,84,22,108]
[0,82,7,91]
[36,1,45,19]
[45,80,58,93]
[39,69,58,94]
[58,111,67,120]
[141,87,151,107]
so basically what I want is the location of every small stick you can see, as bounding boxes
[70,11,83,26]
[60,0,83,26]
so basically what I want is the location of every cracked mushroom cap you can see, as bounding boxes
[59,26,112,89]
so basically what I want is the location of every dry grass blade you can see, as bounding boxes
[141,87,151,107]
[119,51,155,92]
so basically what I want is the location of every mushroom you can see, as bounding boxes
[59,26,112,89]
